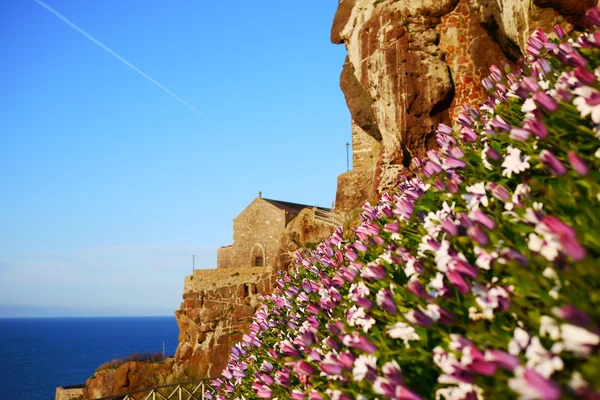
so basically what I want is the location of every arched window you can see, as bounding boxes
[255,256,263,267]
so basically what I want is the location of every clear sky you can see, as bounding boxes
[0,0,350,317]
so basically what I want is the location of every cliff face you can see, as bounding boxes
[171,267,274,379]
[332,0,593,211]
[85,361,172,399]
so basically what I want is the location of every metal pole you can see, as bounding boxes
[193,255,195,272]
[345,142,350,172]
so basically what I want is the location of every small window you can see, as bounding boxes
[255,256,263,267]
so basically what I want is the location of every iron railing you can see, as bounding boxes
[94,379,214,400]
[312,207,345,227]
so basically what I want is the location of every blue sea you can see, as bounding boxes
[0,317,179,400]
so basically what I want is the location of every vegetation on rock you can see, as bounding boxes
[210,11,600,400]
[95,352,167,373]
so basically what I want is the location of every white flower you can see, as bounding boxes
[502,146,531,178]
[573,86,600,123]
[387,322,420,347]
[434,240,452,272]
[540,316,561,340]
[422,304,442,322]
[468,306,486,321]
[509,327,531,355]
[429,272,445,291]
[561,324,600,357]
[418,235,438,255]
[348,282,370,299]
[347,306,375,333]
[522,98,537,113]
[473,284,509,320]
[513,183,531,203]
[525,337,564,378]
[481,143,494,170]
[373,377,392,396]
[352,354,377,381]
[382,360,401,375]
[528,233,560,261]
[569,371,589,392]
[404,257,419,277]
[464,182,488,209]
[435,384,483,400]
[433,346,459,374]
[542,267,558,280]
[474,246,497,270]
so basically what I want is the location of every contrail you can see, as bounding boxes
[34,0,208,120]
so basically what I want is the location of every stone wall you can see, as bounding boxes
[173,267,274,379]
[336,124,379,214]
[55,386,84,400]
[216,245,235,269]
[218,198,287,269]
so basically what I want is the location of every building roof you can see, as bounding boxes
[262,198,331,214]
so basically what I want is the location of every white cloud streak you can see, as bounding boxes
[34,0,208,120]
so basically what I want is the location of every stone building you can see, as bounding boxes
[217,194,340,270]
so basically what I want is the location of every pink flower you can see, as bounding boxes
[523,118,548,139]
[508,368,560,400]
[448,270,470,294]
[567,151,589,175]
[484,349,519,371]
[534,92,558,112]
[587,7,600,27]
[539,150,567,175]
[552,305,591,327]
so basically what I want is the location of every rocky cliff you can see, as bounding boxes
[332,0,595,212]
[171,266,274,379]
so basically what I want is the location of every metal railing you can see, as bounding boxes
[94,379,214,400]
[313,207,345,227]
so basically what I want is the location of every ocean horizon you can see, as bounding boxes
[0,316,180,399]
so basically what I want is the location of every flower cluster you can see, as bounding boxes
[209,10,600,400]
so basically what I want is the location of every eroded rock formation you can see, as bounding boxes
[331,0,592,211]
[84,361,173,399]
[171,267,274,379]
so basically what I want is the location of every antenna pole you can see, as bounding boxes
[193,255,195,272]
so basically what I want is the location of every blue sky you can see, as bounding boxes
[0,0,350,317]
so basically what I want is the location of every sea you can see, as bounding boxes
[0,316,179,400]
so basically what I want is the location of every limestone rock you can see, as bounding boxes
[171,267,276,380]
[83,361,172,399]
[332,0,599,199]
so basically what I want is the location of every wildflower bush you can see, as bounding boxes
[210,12,600,400]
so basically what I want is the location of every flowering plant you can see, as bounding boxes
[210,10,600,400]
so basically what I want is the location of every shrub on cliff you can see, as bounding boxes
[95,352,167,373]
[210,11,600,400]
